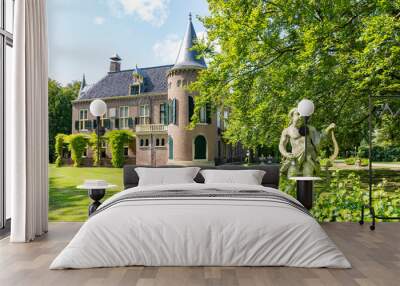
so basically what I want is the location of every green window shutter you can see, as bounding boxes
[188,96,194,123]
[104,119,111,129]
[128,117,134,128]
[206,103,212,124]
[93,120,97,129]
[85,120,92,130]
[168,136,173,159]
[172,98,177,125]
[115,118,120,129]
[168,101,173,124]
[75,121,79,130]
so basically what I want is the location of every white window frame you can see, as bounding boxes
[79,109,88,131]
[139,104,150,125]
[119,106,129,129]
[199,106,207,124]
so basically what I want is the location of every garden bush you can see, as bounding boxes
[54,134,66,167]
[311,171,400,222]
[280,170,400,222]
[89,133,100,167]
[66,134,89,167]
[344,157,356,165]
[320,158,333,168]
[358,145,400,162]
[105,130,135,168]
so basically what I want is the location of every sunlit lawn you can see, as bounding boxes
[49,164,124,221]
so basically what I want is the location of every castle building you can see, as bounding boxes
[72,15,243,166]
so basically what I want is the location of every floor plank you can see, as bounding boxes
[0,222,398,286]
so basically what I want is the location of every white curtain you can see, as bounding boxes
[8,0,48,242]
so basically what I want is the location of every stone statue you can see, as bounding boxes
[279,108,339,177]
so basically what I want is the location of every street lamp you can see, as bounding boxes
[90,99,107,165]
[297,99,315,164]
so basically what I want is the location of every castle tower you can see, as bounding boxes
[167,13,216,166]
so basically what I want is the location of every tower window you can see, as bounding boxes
[156,138,160,146]
[145,139,149,146]
[161,138,165,146]
[140,139,144,146]
[130,84,140,95]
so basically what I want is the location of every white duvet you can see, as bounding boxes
[50,183,351,269]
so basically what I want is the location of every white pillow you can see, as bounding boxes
[200,169,265,185]
[135,167,200,186]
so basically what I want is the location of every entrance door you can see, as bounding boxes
[194,135,207,160]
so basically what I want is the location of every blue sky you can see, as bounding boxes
[47,0,209,85]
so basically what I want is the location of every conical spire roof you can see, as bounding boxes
[172,13,206,71]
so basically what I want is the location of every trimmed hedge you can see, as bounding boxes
[66,134,89,167]
[105,130,135,168]
[54,134,66,167]
[358,145,400,162]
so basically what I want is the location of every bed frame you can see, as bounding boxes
[123,164,280,190]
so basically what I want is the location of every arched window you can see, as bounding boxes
[145,139,149,146]
[140,139,144,146]
[194,135,207,160]
[188,96,194,122]
[168,136,173,159]
[161,138,165,146]
[156,138,160,146]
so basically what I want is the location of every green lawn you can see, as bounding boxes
[49,164,124,221]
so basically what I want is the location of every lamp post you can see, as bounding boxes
[90,99,107,166]
[290,99,317,210]
[297,99,315,164]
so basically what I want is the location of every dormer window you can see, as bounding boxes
[130,84,140,95]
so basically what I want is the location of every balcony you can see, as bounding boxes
[135,124,168,134]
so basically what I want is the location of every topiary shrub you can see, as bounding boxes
[54,134,67,167]
[105,130,134,168]
[89,133,100,167]
[66,134,89,167]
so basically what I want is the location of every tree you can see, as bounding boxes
[48,79,80,162]
[191,0,400,153]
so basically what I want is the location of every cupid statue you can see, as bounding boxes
[279,108,339,177]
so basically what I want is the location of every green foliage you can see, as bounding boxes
[320,158,333,168]
[89,133,100,167]
[358,145,400,162]
[311,171,400,222]
[105,130,135,168]
[48,79,80,162]
[65,134,89,167]
[191,0,400,151]
[360,158,369,167]
[54,134,67,167]
[345,157,356,165]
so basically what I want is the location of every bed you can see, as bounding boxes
[50,165,350,269]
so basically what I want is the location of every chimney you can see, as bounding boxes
[109,53,122,73]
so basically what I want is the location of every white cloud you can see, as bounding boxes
[109,0,170,27]
[94,16,105,25]
[152,34,181,64]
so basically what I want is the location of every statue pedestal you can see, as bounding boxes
[289,177,321,210]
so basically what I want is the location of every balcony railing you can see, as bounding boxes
[136,124,168,134]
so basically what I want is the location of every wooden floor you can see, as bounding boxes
[0,222,399,286]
